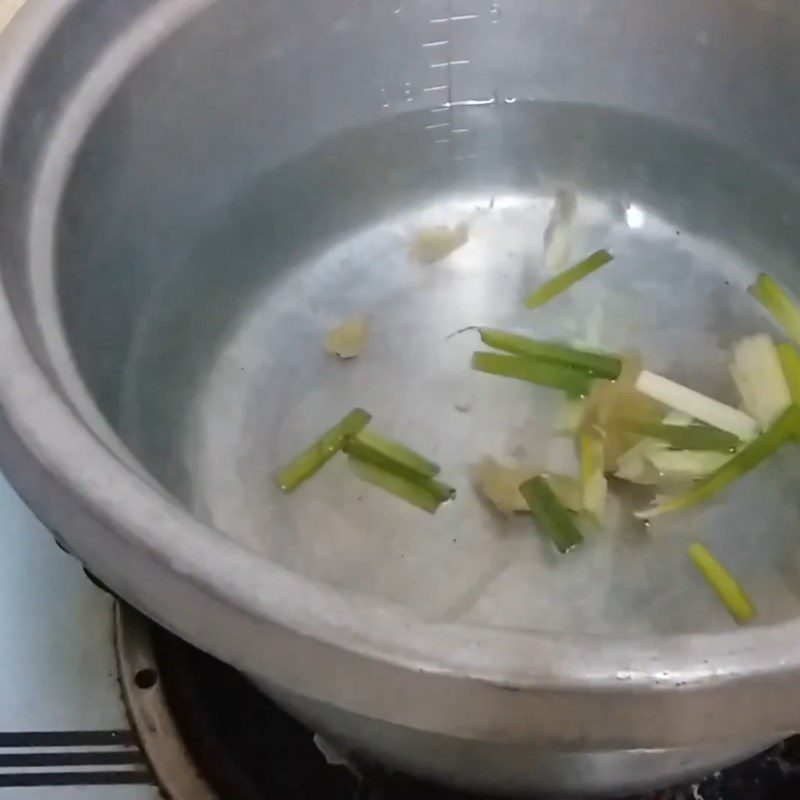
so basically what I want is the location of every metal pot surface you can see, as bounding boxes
[2,0,800,795]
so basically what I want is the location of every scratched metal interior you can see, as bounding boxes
[55,0,800,637]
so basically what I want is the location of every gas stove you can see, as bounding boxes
[1,466,800,800]
[0,472,156,797]
[2,2,800,796]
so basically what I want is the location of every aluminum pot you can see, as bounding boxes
[2,0,800,795]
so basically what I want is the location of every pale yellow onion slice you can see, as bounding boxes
[473,458,582,516]
[580,356,661,468]
[555,398,586,436]
[613,412,690,485]
[325,317,369,359]
[614,442,662,485]
[647,449,733,482]
[635,370,758,441]
[730,334,790,429]
[410,223,469,264]
[580,433,607,523]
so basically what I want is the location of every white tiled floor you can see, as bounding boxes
[0,477,159,797]
[0,480,123,730]
[0,3,161,794]
[0,2,164,795]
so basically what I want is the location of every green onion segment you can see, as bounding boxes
[688,542,756,624]
[750,273,800,344]
[347,454,453,513]
[621,420,740,453]
[276,408,372,493]
[636,404,800,519]
[778,343,800,405]
[351,428,439,479]
[525,249,614,309]
[478,328,622,379]
[519,475,584,553]
[471,351,592,396]
[343,436,453,503]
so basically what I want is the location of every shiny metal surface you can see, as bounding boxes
[269,684,777,798]
[3,0,800,795]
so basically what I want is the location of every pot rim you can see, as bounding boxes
[2,0,800,734]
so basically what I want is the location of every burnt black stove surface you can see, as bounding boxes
[154,626,800,800]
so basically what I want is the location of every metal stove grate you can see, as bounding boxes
[116,604,800,800]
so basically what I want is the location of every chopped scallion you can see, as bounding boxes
[519,475,584,553]
[343,436,453,504]
[347,454,453,513]
[688,542,756,624]
[621,420,740,453]
[778,342,800,405]
[478,328,622,379]
[276,408,372,493]
[471,351,592,396]
[636,404,800,519]
[525,249,613,309]
[351,428,439,479]
[749,272,800,344]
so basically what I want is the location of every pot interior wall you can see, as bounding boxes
[38,0,800,633]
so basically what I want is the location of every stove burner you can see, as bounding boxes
[115,604,800,800]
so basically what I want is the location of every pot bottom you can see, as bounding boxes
[263,683,779,797]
